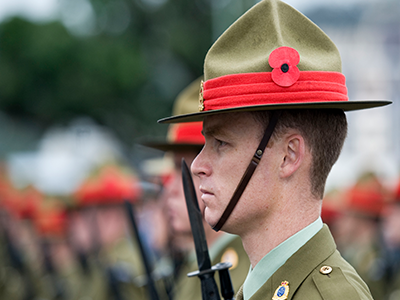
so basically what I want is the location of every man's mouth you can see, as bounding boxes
[199,187,214,202]
[200,186,213,195]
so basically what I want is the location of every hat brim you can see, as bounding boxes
[141,140,203,152]
[158,100,391,124]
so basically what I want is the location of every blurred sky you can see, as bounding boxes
[0,0,59,22]
[0,0,384,40]
[0,0,378,23]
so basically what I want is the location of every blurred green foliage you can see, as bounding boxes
[0,0,214,146]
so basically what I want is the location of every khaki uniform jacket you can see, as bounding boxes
[236,225,373,300]
[173,234,250,300]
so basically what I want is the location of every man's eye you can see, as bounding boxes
[216,139,227,147]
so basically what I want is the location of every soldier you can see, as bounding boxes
[0,194,40,300]
[71,162,162,300]
[333,172,388,299]
[379,179,400,299]
[145,77,250,300]
[158,0,391,299]
[0,184,46,300]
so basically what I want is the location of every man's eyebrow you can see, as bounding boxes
[202,124,229,139]
[201,125,218,137]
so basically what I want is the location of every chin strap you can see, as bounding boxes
[212,110,282,232]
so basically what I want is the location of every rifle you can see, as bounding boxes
[124,200,161,300]
[181,159,234,300]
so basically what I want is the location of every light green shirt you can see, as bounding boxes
[243,217,323,300]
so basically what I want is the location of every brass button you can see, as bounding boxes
[320,266,332,275]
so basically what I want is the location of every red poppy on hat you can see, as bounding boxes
[269,47,300,87]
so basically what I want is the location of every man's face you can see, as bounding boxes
[191,112,281,234]
[162,151,203,235]
[382,203,400,248]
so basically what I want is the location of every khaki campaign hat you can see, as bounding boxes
[143,77,205,152]
[158,0,391,124]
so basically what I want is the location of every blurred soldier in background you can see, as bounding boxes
[0,148,172,300]
[0,180,45,300]
[72,162,169,300]
[333,172,389,299]
[145,77,250,300]
[320,190,342,234]
[66,201,110,300]
[0,200,39,300]
[379,179,400,300]
[33,195,70,300]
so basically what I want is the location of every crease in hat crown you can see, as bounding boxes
[158,0,391,124]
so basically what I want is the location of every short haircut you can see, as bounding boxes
[251,109,348,199]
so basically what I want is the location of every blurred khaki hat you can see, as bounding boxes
[143,77,204,151]
[159,0,391,124]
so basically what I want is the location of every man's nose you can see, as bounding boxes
[191,147,210,178]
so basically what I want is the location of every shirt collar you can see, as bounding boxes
[243,217,323,300]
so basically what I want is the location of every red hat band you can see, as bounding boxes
[169,122,204,145]
[200,47,348,112]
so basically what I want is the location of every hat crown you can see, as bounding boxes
[157,0,391,124]
[173,77,203,116]
[168,77,205,145]
[144,77,205,150]
[204,0,342,81]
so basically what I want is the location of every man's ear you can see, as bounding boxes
[280,134,305,178]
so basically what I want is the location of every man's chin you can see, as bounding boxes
[204,213,218,229]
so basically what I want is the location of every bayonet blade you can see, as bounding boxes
[181,159,212,272]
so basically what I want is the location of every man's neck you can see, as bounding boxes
[205,225,225,246]
[240,199,320,267]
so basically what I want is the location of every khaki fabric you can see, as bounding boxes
[172,77,203,117]
[61,237,167,300]
[173,234,249,300]
[0,230,47,300]
[204,0,341,81]
[59,255,109,300]
[236,225,373,300]
[100,237,168,300]
[142,76,204,151]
